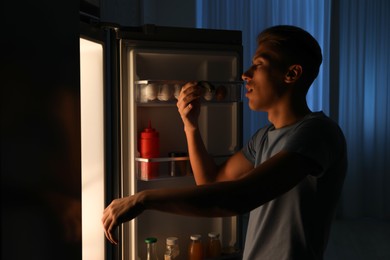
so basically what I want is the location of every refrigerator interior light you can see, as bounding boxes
[80,37,105,260]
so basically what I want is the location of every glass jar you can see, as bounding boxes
[206,232,222,258]
[188,234,203,260]
[164,237,180,260]
[145,237,159,260]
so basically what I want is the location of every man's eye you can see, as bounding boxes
[252,63,262,70]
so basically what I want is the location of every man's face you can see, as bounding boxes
[242,43,286,112]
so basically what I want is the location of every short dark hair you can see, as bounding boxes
[257,25,323,91]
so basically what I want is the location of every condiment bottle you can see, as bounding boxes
[188,234,204,260]
[145,237,159,260]
[164,237,180,260]
[205,232,222,258]
[139,120,160,180]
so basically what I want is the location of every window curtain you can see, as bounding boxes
[196,0,390,219]
[336,0,390,219]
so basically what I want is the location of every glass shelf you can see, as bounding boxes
[135,154,233,181]
[135,153,232,163]
[135,80,243,104]
[136,156,190,181]
[135,156,189,163]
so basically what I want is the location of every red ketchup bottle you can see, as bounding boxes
[139,120,160,180]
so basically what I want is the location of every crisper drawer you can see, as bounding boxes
[135,80,243,103]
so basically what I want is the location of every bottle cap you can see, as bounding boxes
[166,237,178,245]
[145,237,157,244]
[208,232,220,238]
[190,234,202,241]
[141,120,159,139]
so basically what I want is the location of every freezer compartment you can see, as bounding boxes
[135,80,243,103]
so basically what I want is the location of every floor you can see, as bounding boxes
[324,218,390,260]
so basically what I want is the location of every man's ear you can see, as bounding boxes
[284,65,303,83]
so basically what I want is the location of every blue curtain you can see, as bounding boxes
[196,0,390,219]
[336,0,390,219]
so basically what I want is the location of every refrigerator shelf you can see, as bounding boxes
[135,80,243,103]
[137,174,194,182]
[135,156,189,163]
[135,80,244,85]
[136,154,234,181]
[135,153,233,163]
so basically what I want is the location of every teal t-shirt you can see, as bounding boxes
[241,111,347,260]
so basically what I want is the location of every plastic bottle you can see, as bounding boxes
[205,232,222,258]
[145,237,159,260]
[164,237,180,260]
[139,120,160,180]
[188,234,204,260]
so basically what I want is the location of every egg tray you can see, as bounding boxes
[135,80,243,103]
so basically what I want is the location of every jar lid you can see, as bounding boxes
[190,234,202,241]
[166,237,178,245]
[208,232,220,238]
[145,237,157,244]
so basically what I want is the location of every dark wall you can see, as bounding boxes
[1,1,81,259]
[1,1,197,259]
[100,0,197,27]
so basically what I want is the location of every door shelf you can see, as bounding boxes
[135,154,233,181]
[136,156,191,181]
[135,80,243,104]
[135,156,189,163]
[135,153,233,163]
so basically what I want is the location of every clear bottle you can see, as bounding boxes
[188,234,204,260]
[145,237,159,260]
[164,237,180,260]
[206,232,222,258]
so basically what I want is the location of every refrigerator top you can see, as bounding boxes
[114,24,242,45]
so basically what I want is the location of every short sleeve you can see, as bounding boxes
[241,126,271,166]
[283,116,346,176]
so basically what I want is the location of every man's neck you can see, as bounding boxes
[267,99,311,129]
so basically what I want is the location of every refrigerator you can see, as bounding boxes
[80,21,244,260]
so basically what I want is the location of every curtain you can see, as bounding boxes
[197,0,390,219]
[336,0,390,219]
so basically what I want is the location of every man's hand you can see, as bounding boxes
[102,194,144,244]
[177,81,202,132]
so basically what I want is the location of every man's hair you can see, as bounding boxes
[257,25,323,91]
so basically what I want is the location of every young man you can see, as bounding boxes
[102,25,347,259]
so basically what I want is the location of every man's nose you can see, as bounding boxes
[242,70,252,82]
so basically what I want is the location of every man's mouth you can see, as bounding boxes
[246,85,254,94]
